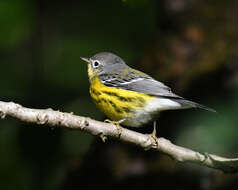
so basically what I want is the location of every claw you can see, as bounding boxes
[104,118,126,135]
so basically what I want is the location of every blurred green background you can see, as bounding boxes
[1,0,238,189]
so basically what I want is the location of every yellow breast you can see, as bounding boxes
[89,76,155,122]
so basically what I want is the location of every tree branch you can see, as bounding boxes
[0,101,238,173]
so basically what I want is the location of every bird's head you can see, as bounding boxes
[80,52,127,81]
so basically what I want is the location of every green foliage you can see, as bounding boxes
[0,0,34,50]
[176,93,238,156]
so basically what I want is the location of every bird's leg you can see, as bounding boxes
[149,121,158,144]
[104,118,126,135]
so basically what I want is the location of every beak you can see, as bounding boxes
[80,56,90,64]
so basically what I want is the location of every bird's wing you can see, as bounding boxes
[99,68,183,99]
[99,68,216,112]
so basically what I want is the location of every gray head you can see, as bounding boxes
[80,52,128,80]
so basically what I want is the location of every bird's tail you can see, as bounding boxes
[174,99,216,112]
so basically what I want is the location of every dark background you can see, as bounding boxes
[1,0,238,189]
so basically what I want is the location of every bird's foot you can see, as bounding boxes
[149,121,158,145]
[104,118,126,135]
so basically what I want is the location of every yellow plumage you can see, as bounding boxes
[90,76,155,122]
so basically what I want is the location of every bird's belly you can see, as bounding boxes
[89,77,181,128]
[91,92,181,127]
[91,89,154,125]
[123,97,181,127]
[90,77,155,125]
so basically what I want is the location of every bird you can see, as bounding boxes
[80,52,215,135]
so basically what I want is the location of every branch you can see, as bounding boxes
[0,101,238,173]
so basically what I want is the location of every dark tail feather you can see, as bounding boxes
[174,99,216,113]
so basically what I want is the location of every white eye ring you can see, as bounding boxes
[92,61,100,68]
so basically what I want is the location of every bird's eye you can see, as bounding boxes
[93,61,100,68]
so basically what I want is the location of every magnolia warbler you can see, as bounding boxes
[80,52,215,133]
